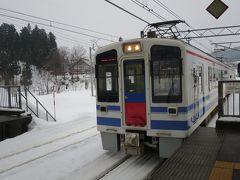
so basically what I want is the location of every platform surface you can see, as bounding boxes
[150,127,240,180]
[0,115,32,141]
[0,115,30,123]
[0,108,25,116]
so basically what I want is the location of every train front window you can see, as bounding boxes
[151,45,182,103]
[96,50,119,102]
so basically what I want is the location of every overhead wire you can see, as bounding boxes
[56,36,89,48]
[130,0,166,21]
[0,12,116,43]
[0,7,119,39]
[105,0,150,24]
[152,0,182,20]
[0,14,92,47]
[0,16,24,29]
[150,0,213,52]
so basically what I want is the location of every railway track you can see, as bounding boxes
[96,154,163,180]
[96,155,132,180]
[0,126,98,174]
[0,125,97,160]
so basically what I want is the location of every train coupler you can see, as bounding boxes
[124,132,144,155]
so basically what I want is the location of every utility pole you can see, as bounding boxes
[89,46,94,96]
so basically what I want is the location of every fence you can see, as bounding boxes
[0,86,22,109]
[218,80,240,117]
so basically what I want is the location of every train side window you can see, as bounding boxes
[219,71,222,81]
[213,67,217,88]
[96,50,119,102]
[198,66,203,93]
[151,45,182,103]
[208,66,212,91]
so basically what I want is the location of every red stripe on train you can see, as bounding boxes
[186,50,232,70]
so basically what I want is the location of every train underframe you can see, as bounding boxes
[100,131,182,158]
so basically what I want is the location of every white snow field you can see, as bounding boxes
[0,90,161,180]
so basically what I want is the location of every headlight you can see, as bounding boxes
[123,42,142,53]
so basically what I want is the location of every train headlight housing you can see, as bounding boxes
[123,42,142,53]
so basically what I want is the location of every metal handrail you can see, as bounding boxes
[22,88,57,122]
[20,93,38,117]
[0,85,56,122]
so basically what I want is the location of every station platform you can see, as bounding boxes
[149,124,240,180]
[0,115,32,141]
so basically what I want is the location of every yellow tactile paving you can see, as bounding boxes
[234,163,240,170]
[209,167,233,180]
[214,161,234,169]
[209,161,240,180]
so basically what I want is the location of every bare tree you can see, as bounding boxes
[69,45,87,79]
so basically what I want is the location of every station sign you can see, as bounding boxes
[206,0,228,19]
[225,82,240,94]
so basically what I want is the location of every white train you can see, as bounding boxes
[95,37,235,158]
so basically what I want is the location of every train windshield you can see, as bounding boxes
[96,50,119,102]
[151,45,182,103]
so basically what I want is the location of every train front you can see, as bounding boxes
[95,38,185,158]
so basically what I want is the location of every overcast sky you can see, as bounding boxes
[0,0,239,52]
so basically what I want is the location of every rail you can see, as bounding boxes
[21,88,56,122]
[218,80,240,118]
[0,86,22,109]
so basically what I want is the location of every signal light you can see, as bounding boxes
[123,42,142,53]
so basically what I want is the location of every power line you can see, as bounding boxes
[0,16,25,28]
[0,13,116,42]
[128,0,211,52]
[130,0,166,21]
[105,0,150,24]
[56,36,89,48]
[54,32,91,46]
[152,0,181,20]
[52,30,92,45]
[0,15,94,47]
[150,0,213,52]
[0,7,119,39]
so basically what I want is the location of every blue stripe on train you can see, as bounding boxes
[151,92,215,113]
[96,92,215,113]
[124,93,145,103]
[151,120,189,130]
[97,100,217,130]
[108,106,121,111]
[96,105,120,111]
[96,92,217,129]
[97,117,121,127]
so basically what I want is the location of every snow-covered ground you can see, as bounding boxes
[31,89,96,124]
[0,90,161,180]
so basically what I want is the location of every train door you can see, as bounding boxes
[192,64,199,121]
[123,59,146,127]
